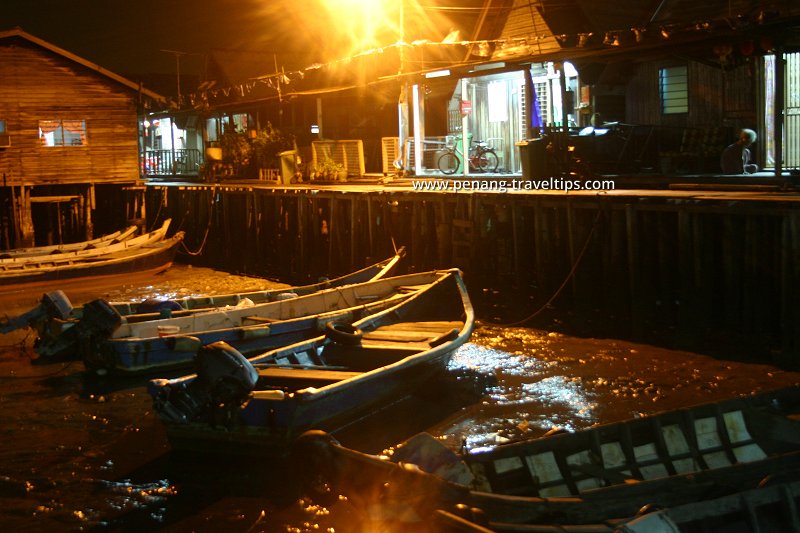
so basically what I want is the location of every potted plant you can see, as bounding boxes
[251,123,295,171]
[312,158,346,181]
[219,128,252,176]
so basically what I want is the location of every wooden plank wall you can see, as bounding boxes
[0,37,141,186]
[145,184,800,365]
[626,59,754,130]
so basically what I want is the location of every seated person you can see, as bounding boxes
[721,128,759,174]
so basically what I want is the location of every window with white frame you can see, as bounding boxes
[39,119,87,146]
[659,66,688,114]
[488,80,508,123]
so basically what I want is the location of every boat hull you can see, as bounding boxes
[163,347,456,455]
[0,232,184,289]
[295,385,800,528]
[89,293,411,374]
[149,269,475,456]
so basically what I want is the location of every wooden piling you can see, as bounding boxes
[140,183,800,364]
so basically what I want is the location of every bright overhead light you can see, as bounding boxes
[425,69,451,78]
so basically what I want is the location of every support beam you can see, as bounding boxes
[774,47,785,179]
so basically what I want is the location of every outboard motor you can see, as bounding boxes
[0,290,73,334]
[72,299,123,367]
[195,341,259,405]
[36,297,121,360]
[151,342,258,425]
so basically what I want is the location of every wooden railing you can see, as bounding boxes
[141,149,202,177]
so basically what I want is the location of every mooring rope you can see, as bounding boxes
[496,208,604,328]
[178,186,216,256]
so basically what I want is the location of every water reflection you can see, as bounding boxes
[441,342,598,451]
[2,266,799,532]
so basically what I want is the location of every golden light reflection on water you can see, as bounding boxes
[444,342,599,451]
[3,267,800,532]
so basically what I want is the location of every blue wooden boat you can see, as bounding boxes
[294,385,800,529]
[80,245,405,315]
[1,247,405,358]
[147,268,475,455]
[81,269,444,375]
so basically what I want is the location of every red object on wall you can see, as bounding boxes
[460,100,472,116]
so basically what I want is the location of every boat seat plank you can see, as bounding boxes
[362,321,463,342]
[395,284,432,293]
[362,330,438,342]
[358,339,436,351]
[255,363,349,371]
[257,367,361,382]
[374,320,463,332]
[243,315,282,325]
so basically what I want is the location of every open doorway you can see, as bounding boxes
[763,52,800,170]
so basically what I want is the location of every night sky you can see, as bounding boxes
[0,0,338,78]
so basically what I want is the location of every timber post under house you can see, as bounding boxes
[144,183,800,366]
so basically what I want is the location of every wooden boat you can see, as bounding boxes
[1,247,405,359]
[0,219,171,266]
[0,231,184,288]
[615,477,800,533]
[293,385,800,529]
[80,245,405,316]
[0,225,139,259]
[147,268,475,455]
[80,269,445,375]
[434,476,800,532]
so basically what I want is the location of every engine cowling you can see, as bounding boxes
[152,342,258,425]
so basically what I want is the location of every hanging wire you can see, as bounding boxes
[496,208,603,328]
[178,186,216,257]
[147,187,167,233]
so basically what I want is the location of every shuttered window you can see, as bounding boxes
[39,119,87,146]
[660,66,688,114]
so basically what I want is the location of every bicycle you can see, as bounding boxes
[437,139,500,175]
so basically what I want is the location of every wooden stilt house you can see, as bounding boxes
[0,28,166,249]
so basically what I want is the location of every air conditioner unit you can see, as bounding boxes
[0,134,10,148]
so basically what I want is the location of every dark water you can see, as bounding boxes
[1,265,798,532]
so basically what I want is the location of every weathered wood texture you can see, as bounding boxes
[0,37,141,186]
[145,184,800,365]
[626,59,755,130]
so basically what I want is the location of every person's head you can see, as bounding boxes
[739,128,757,146]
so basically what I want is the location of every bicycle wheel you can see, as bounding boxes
[438,152,459,175]
[478,150,500,173]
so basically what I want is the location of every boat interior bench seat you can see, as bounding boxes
[255,366,361,388]
[361,320,463,348]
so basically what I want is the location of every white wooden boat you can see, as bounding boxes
[0,231,184,288]
[0,219,171,266]
[0,225,138,259]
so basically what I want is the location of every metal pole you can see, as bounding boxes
[397,2,409,174]
[412,84,423,176]
[461,78,470,178]
[774,47,785,178]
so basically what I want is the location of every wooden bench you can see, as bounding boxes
[256,366,361,388]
